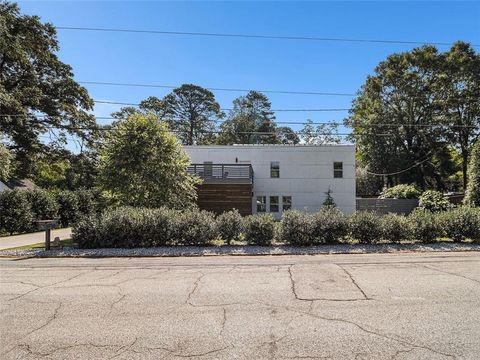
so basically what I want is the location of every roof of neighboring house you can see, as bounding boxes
[6,179,37,191]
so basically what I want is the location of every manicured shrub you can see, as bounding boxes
[216,209,243,244]
[174,209,217,246]
[281,210,316,246]
[380,213,410,243]
[56,190,80,227]
[312,207,349,244]
[439,207,480,242]
[0,190,33,235]
[243,214,276,246]
[75,189,97,216]
[419,190,452,212]
[407,209,442,243]
[379,184,421,199]
[349,212,382,244]
[72,214,102,248]
[25,189,58,223]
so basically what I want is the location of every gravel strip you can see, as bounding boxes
[0,242,479,258]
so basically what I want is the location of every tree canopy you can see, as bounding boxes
[346,42,479,191]
[98,113,200,208]
[0,2,98,177]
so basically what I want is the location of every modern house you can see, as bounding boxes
[184,144,355,218]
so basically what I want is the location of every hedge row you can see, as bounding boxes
[72,206,480,248]
[0,189,105,235]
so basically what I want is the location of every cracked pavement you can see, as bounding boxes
[1,252,479,359]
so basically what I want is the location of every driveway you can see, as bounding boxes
[1,252,479,359]
[0,228,72,250]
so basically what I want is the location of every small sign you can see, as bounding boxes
[36,220,58,231]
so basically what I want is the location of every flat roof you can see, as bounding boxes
[184,144,355,148]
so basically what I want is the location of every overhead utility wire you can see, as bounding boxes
[78,81,356,97]
[56,26,477,47]
[92,100,349,112]
[1,114,477,129]
[366,152,433,176]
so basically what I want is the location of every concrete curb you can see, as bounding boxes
[0,242,479,258]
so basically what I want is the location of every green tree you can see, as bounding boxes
[464,140,480,206]
[217,91,279,144]
[346,43,479,190]
[98,113,200,208]
[277,127,300,144]
[437,42,480,190]
[299,120,341,145]
[0,2,98,177]
[163,84,222,145]
[0,190,33,235]
[0,141,13,181]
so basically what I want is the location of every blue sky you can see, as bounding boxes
[18,1,480,150]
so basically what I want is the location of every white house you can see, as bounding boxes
[184,144,355,218]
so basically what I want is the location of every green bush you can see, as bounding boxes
[419,190,452,212]
[243,214,276,246]
[281,210,316,246]
[408,209,442,243]
[72,214,102,248]
[312,207,349,244]
[349,212,382,244]
[380,213,410,243]
[379,184,421,199]
[0,190,33,235]
[56,190,80,227]
[216,209,243,244]
[174,209,218,246]
[25,189,58,224]
[439,207,480,242]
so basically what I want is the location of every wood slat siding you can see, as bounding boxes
[196,184,253,216]
[356,198,419,215]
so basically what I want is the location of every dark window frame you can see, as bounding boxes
[269,196,279,213]
[256,196,266,213]
[270,161,280,178]
[282,196,292,212]
[333,162,343,178]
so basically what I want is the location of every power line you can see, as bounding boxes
[366,152,433,176]
[56,26,477,47]
[92,100,350,112]
[1,114,477,129]
[79,81,356,97]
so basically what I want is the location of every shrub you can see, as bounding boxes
[281,210,316,246]
[75,189,99,216]
[216,209,243,244]
[312,207,349,244]
[243,214,276,246]
[73,207,179,248]
[174,209,217,246]
[439,207,480,242]
[56,190,80,227]
[25,189,58,223]
[349,212,382,244]
[72,214,101,248]
[380,213,410,243]
[322,188,336,207]
[379,184,421,199]
[0,190,33,235]
[419,190,452,212]
[407,209,442,243]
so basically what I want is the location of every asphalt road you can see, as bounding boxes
[1,252,479,359]
[0,228,72,250]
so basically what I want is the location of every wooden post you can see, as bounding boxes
[45,228,51,250]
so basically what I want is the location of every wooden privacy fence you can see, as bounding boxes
[356,198,419,215]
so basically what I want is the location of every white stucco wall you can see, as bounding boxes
[184,145,356,217]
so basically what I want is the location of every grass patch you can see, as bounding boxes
[3,238,76,251]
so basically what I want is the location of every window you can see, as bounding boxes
[333,162,343,178]
[270,196,279,212]
[256,196,266,212]
[282,196,292,211]
[270,161,280,178]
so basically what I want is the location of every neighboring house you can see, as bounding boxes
[184,144,356,218]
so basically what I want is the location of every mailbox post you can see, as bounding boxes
[36,220,58,250]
